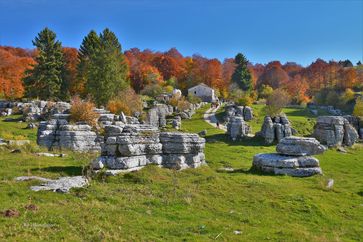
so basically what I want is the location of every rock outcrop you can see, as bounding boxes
[313,116,359,147]
[257,115,295,144]
[226,116,251,141]
[147,104,173,127]
[37,119,101,152]
[91,125,206,173]
[224,104,253,122]
[252,136,325,177]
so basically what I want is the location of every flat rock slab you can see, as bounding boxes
[16,176,88,193]
[276,136,326,156]
[252,153,322,177]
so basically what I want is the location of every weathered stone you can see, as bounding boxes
[92,126,206,172]
[259,115,293,144]
[313,116,358,147]
[343,122,359,146]
[16,176,88,193]
[252,153,322,177]
[243,106,253,121]
[147,104,172,127]
[276,137,326,156]
[226,116,250,141]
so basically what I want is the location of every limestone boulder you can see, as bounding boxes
[276,137,326,156]
[252,153,322,177]
[226,116,250,141]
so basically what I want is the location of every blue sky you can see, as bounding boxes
[0,0,362,66]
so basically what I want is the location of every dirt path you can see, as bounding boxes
[203,106,227,132]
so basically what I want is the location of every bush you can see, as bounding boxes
[258,84,273,99]
[265,89,291,116]
[107,87,143,116]
[141,84,163,98]
[187,94,202,104]
[236,95,253,106]
[70,96,100,127]
[168,95,190,112]
[353,97,363,117]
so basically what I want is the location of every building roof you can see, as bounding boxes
[188,83,213,91]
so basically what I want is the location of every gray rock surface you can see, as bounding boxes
[16,176,88,193]
[313,116,359,147]
[252,135,325,177]
[37,119,101,152]
[224,104,254,122]
[92,125,206,173]
[258,115,293,144]
[253,153,322,177]
[276,137,327,156]
[226,117,251,140]
[147,104,173,127]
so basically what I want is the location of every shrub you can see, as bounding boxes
[70,96,99,127]
[141,84,163,98]
[353,97,363,117]
[168,95,190,112]
[258,84,273,99]
[187,94,202,104]
[265,89,291,116]
[107,87,143,116]
[236,95,253,106]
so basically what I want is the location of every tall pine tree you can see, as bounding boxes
[23,27,66,100]
[77,30,100,97]
[79,28,129,106]
[231,53,252,91]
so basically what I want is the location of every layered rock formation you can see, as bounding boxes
[252,136,326,177]
[257,115,295,144]
[37,119,101,152]
[147,104,173,127]
[91,125,206,173]
[224,104,253,122]
[313,116,359,147]
[226,116,251,140]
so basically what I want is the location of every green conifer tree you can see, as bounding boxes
[84,28,129,106]
[23,27,65,100]
[231,53,253,91]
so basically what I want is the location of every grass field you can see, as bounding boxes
[0,108,362,241]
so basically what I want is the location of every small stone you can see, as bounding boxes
[3,209,20,218]
[326,179,334,189]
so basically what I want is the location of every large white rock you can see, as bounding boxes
[252,153,322,177]
[276,137,326,156]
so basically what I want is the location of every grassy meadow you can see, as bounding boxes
[0,107,362,241]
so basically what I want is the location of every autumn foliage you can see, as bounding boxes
[0,47,35,99]
[69,96,99,127]
[0,41,362,106]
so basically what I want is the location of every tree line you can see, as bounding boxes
[0,27,362,107]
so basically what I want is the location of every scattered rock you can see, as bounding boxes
[258,115,293,144]
[8,140,30,146]
[16,176,88,193]
[35,152,66,157]
[10,149,21,154]
[337,146,347,153]
[326,179,334,189]
[3,209,20,218]
[25,204,38,211]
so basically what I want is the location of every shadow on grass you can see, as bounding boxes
[216,167,277,176]
[205,133,274,147]
[31,166,83,176]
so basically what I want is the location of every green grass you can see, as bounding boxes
[0,107,362,241]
